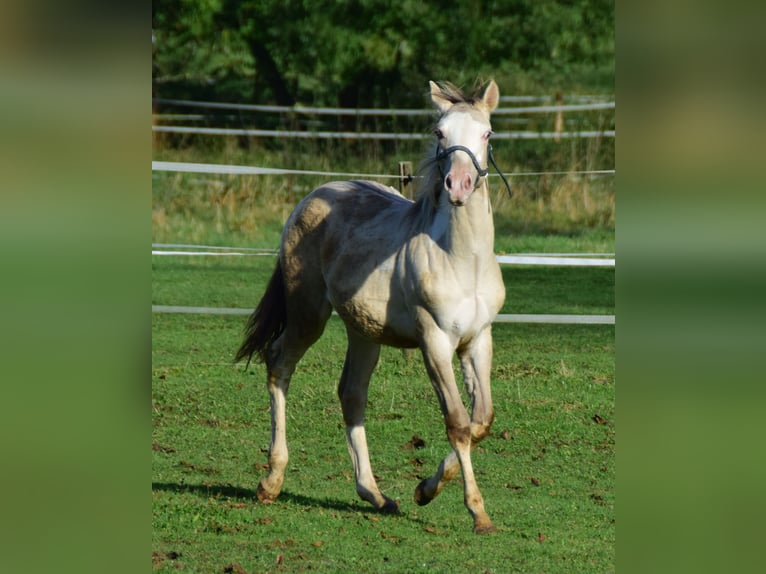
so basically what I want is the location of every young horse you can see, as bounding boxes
[236,80,505,534]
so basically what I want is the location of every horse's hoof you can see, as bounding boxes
[380,498,400,514]
[474,522,497,535]
[256,481,278,504]
[414,480,434,506]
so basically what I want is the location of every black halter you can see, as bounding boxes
[435,144,512,198]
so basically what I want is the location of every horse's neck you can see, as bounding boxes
[429,183,495,260]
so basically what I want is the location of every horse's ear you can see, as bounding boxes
[480,80,500,114]
[430,81,453,113]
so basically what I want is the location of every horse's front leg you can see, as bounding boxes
[460,326,496,443]
[414,328,496,513]
[415,322,495,534]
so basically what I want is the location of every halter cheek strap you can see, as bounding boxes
[436,144,512,198]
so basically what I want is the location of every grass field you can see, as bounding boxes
[152,254,614,573]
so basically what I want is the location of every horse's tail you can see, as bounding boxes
[235,261,287,369]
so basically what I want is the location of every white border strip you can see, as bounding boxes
[151,305,614,324]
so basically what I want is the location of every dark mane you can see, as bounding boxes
[413,151,441,211]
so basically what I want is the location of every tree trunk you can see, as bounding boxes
[249,40,295,106]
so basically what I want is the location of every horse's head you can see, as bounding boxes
[430,80,499,206]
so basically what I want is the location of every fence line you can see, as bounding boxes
[152,250,275,257]
[499,95,611,103]
[152,160,403,179]
[152,96,615,327]
[152,125,615,140]
[153,98,614,117]
[152,161,615,180]
[152,244,614,258]
[152,243,276,253]
[496,255,614,267]
[150,304,614,325]
[150,244,615,267]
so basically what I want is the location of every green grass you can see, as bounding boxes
[152,254,614,572]
[151,255,614,317]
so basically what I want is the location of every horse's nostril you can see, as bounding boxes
[445,175,453,189]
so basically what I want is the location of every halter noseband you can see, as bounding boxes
[435,144,512,197]
[436,145,489,178]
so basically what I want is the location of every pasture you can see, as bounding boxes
[152,91,615,569]
[152,255,614,572]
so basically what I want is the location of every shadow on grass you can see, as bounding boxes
[152,481,434,528]
[153,481,389,514]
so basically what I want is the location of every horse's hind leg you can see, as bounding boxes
[338,329,398,513]
[257,296,332,504]
[256,366,291,504]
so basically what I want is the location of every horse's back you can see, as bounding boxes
[303,180,411,218]
[283,179,413,258]
[280,180,419,346]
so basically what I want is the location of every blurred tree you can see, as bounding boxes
[152,0,613,105]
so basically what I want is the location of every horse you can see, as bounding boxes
[236,80,506,534]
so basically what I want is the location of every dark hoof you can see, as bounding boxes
[380,499,400,514]
[413,480,434,506]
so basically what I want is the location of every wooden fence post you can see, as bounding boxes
[398,161,413,198]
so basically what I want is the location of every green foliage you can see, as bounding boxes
[153,0,614,105]
[153,0,255,95]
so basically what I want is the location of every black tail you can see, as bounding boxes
[235,261,287,369]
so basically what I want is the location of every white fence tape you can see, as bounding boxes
[151,246,615,322]
[152,125,614,140]
[151,160,615,180]
[152,243,277,253]
[499,95,611,104]
[151,161,402,179]
[494,313,614,325]
[151,244,615,267]
[151,305,614,325]
[493,102,614,115]
[496,255,615,267]
[153,98,614,116]
[152,251,278,257]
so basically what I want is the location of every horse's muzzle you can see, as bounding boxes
[445,172,475,206]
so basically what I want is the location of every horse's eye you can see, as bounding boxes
[483,130,494,141]
[434,128,444,139]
